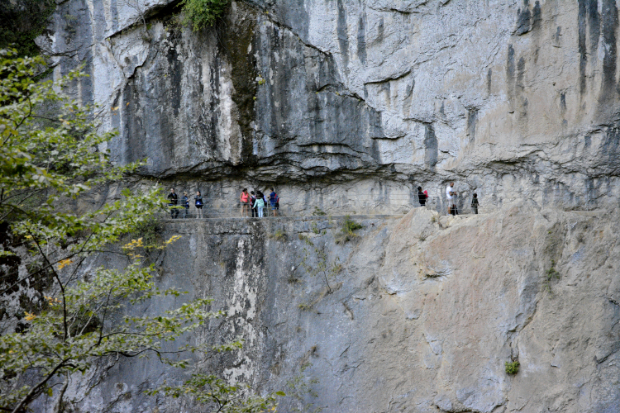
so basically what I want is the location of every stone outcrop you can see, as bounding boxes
[49,206,620,412]
[46,0,620,213]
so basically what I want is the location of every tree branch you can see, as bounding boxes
[28,230,68,341]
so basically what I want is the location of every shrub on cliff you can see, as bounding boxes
[0,50,279,412]
[180,0,231,31]
[505,360,520,375]
[335,215,363,244]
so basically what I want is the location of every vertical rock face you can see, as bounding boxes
[47,0,620,212]
[47,208,620,413]
[35,1,620,411]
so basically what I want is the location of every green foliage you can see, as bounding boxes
[312,207,326,216]
[148,373,283,412]
[180,0,231,31]
[544,259,561,292]
[270,229,287,242]
[284,363,322,413]
[546,260,560,281]
[0,0,56,57]
[299,238,342,294]
[336,215,363,244]
[311,222,320,235]
[297,302,313,311]
[505,360,520,375]
[130,215,164,252]
[0,50,271,412]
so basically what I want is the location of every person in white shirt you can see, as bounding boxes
[446,182,457,215]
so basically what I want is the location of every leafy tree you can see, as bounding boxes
[0,50,278,412]
[148,374,284,412]
[0,0,56,57]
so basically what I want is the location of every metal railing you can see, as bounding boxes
[163,205,285,219]
[161,194,488,220]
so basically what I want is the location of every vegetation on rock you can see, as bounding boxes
[0,0,56,57]
[0,50,276,413]
[336,215,363,244]
[148,373,283,412]
[299,237,342,294]
[505,360,520,375]
[180,0,231,31]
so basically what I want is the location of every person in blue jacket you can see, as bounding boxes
[253,191,265,217]
[182,192,190,218]
[194,191,203,219]
[269,187,279,217]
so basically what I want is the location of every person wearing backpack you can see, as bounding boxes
[194,190,204,219]
[417,186,427,206]
[269,187,279,217]
[253,191,265,217]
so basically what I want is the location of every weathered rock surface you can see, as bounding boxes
[48,206,620,412]
[33,0,620,411]
[46,0,620,212]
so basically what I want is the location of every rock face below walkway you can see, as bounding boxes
[60,206,620,412]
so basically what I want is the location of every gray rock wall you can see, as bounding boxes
[33,1,620,411]
[46,0,620,213]
[50,207,620,412]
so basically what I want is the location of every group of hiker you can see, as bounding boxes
[240,188,279,218]
[166,188,204,219]
[166,187,280,219]
[417,182,479,215]
[166,183,479,219]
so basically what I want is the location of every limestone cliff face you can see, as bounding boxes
[48,207,620,413]
[37,1,620,412]
[47,0,620,213]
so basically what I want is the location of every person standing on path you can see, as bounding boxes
[250,191,257,217]
[471,193,479,215]
[417,186,427,206]
[446,182,457,216]
[194,191,203,219]
[240,188,250,216]
[182,192,190,218]
[253,191,265,217]
[168,188,179,219]
[269,188,279,217]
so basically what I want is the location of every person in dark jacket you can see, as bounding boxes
[194,191,203,219]
[471,193,479,215]
[269,187,278,217]
[250,191,257,217]
[167,188,179,219]
[417,186,427,206]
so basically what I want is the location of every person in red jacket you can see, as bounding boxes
[240,188,250,216]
